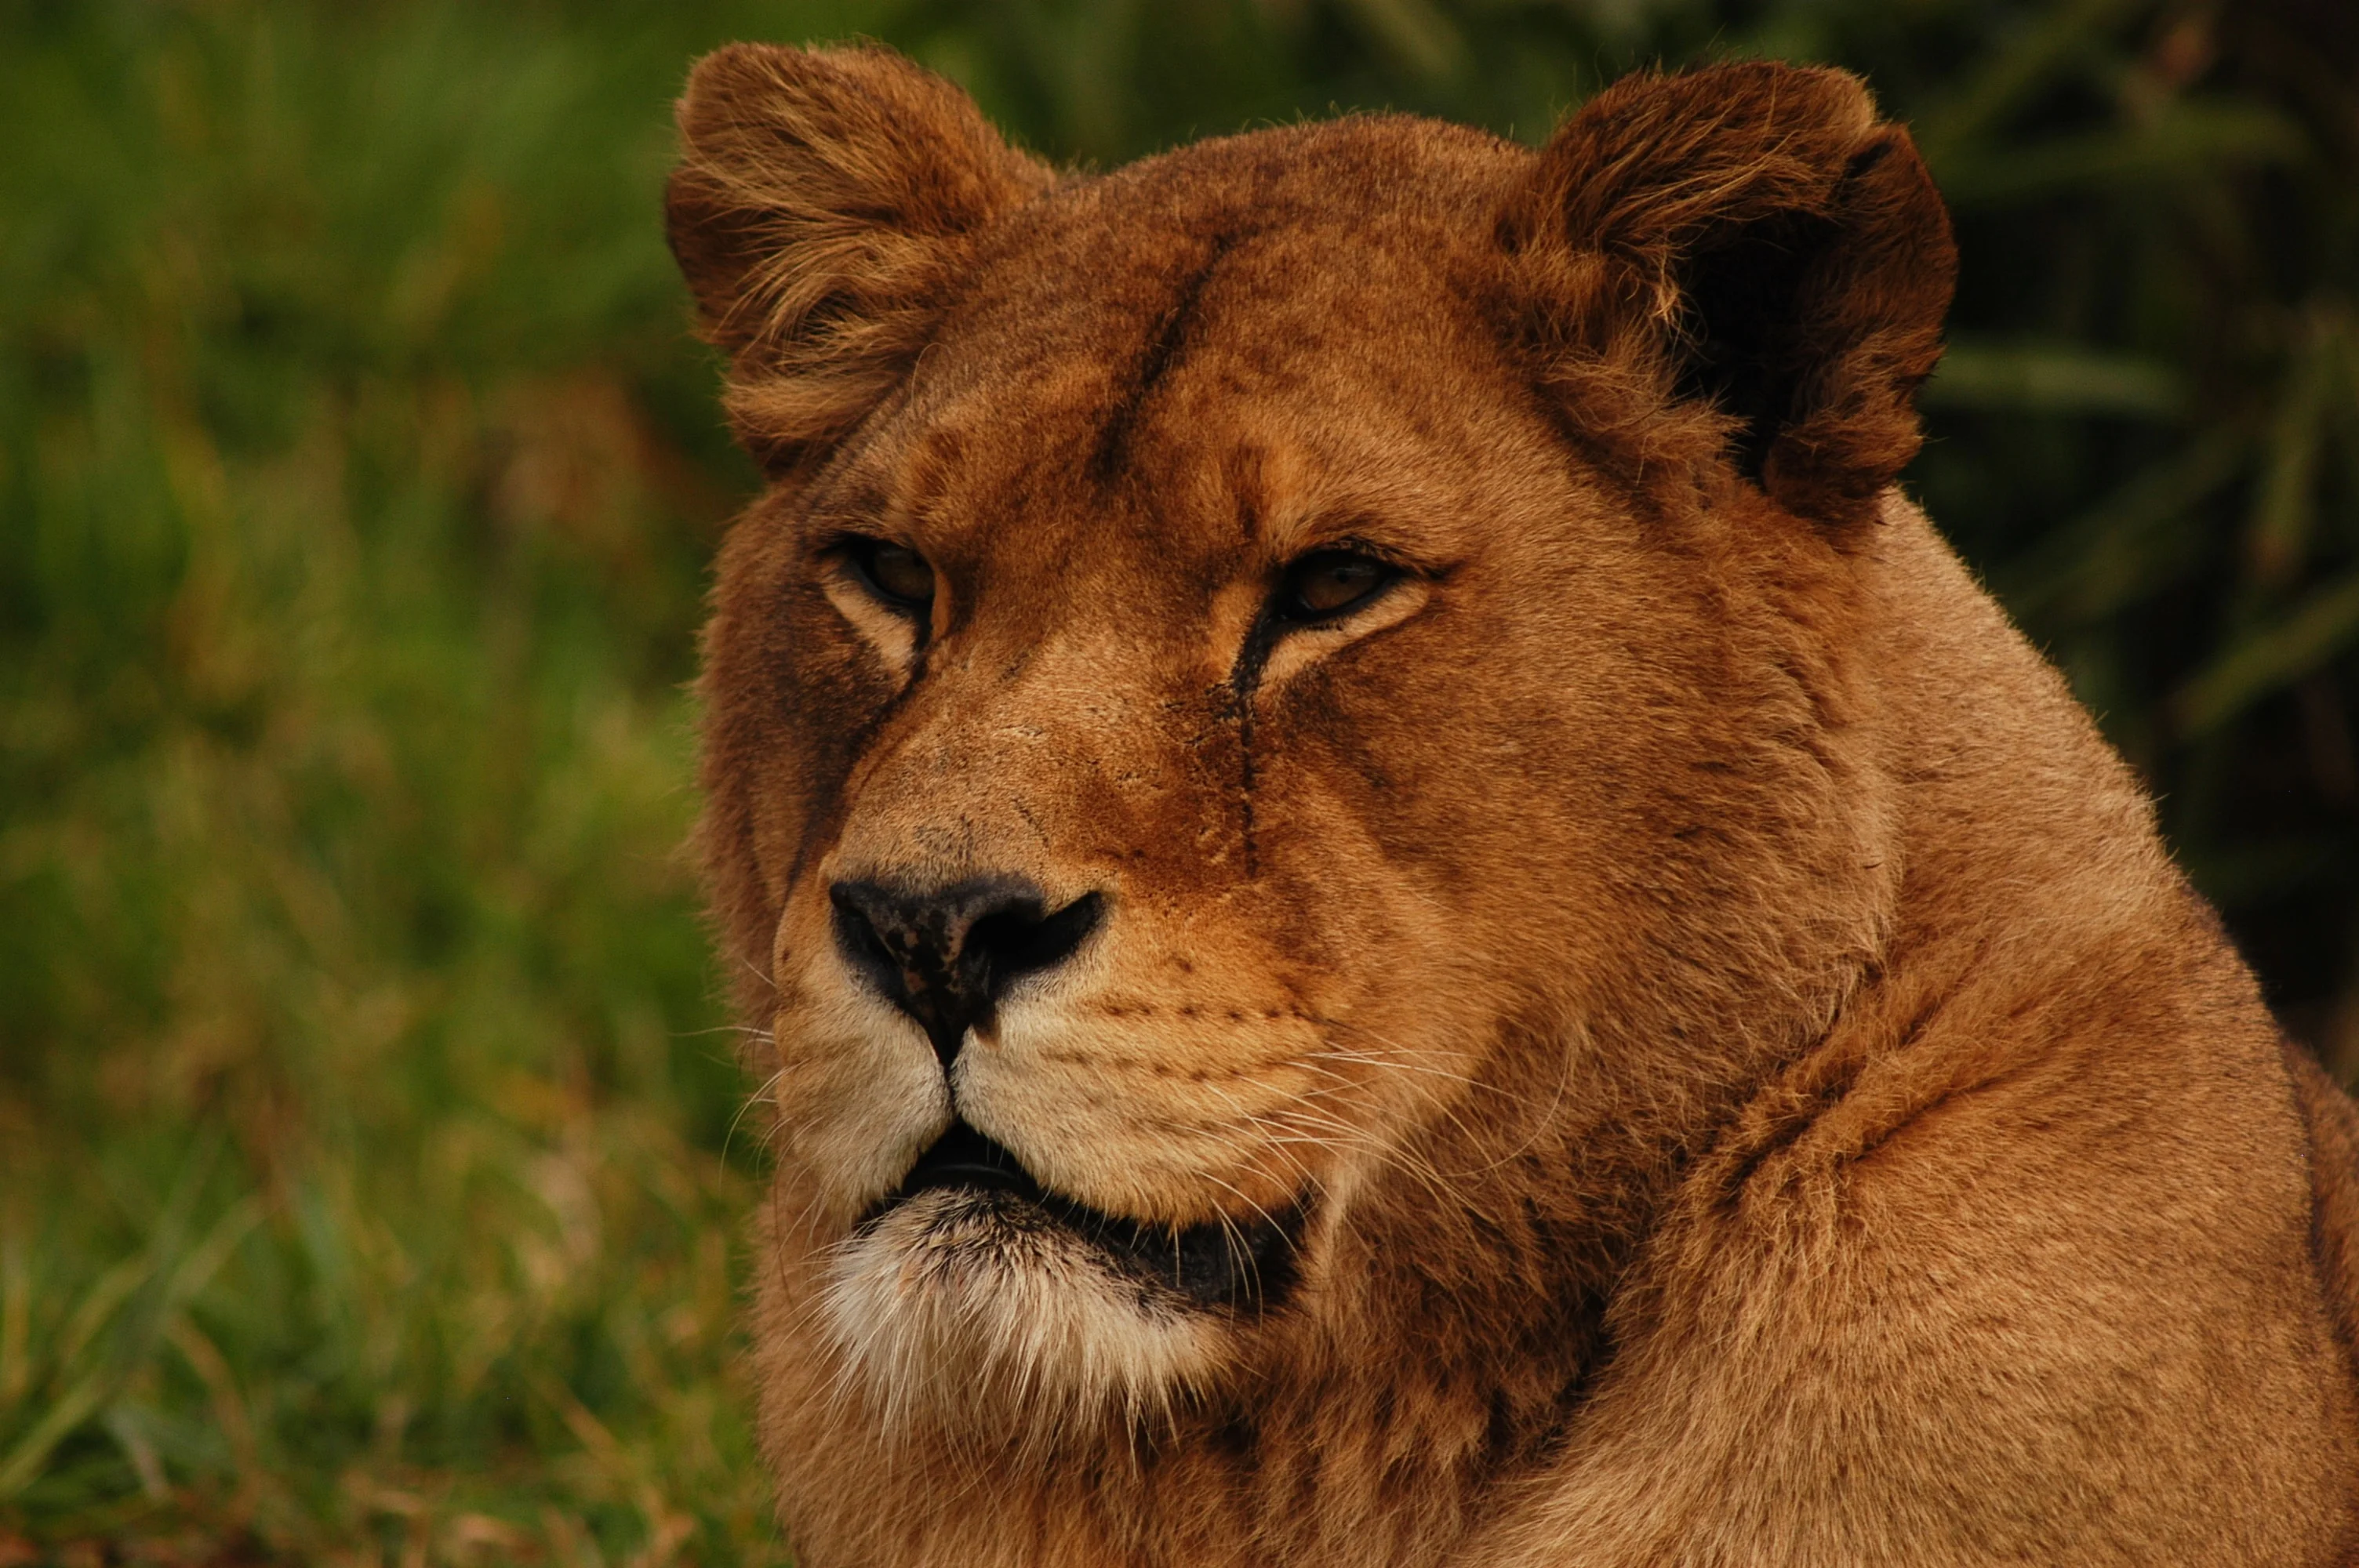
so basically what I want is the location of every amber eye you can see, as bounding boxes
[845,538,936,612]
[1275,550,1395,622]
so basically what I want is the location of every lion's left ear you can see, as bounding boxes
[667,43,1053,478]
[1500,62,1955,524]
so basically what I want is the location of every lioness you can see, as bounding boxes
[667,45,2359,1565]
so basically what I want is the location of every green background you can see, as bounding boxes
[3,0,2354,1561]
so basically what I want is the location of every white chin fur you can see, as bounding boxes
[820,1190,1225,1437]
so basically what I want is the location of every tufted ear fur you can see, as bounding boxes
[667,44,1053,477]
[1499,62,1955,525]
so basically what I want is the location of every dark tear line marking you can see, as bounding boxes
[1225,613,1285,880]
[1089,231,1239,486]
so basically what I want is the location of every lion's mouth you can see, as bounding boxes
[863,1119,1309,1312]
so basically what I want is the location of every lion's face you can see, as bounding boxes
[671,48,1950,1434]
[724,154,1627,1420]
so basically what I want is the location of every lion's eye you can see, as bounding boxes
[845,538,936,612]
[1276,551,1395,622]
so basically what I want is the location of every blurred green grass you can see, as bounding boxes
[2,3,784,1560]
[2,0,2353,1562]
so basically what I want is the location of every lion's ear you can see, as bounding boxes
[1501,62,1955,524]
[667,43,1052,476]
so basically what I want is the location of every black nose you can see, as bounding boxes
[829,877,1104,1068]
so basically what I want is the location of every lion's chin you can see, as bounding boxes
[820,1189,1230,1435]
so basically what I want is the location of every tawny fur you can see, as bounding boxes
[668,45,2359,1566]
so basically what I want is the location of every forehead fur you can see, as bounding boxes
[849,120,1532,479]
[947,114,1523,343]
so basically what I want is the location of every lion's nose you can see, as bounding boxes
[828,877,1104,1069]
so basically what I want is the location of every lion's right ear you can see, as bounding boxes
[1499,62,1954,526]
[667,43,1052,476]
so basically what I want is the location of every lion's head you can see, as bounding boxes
[670,45,1952,1449]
